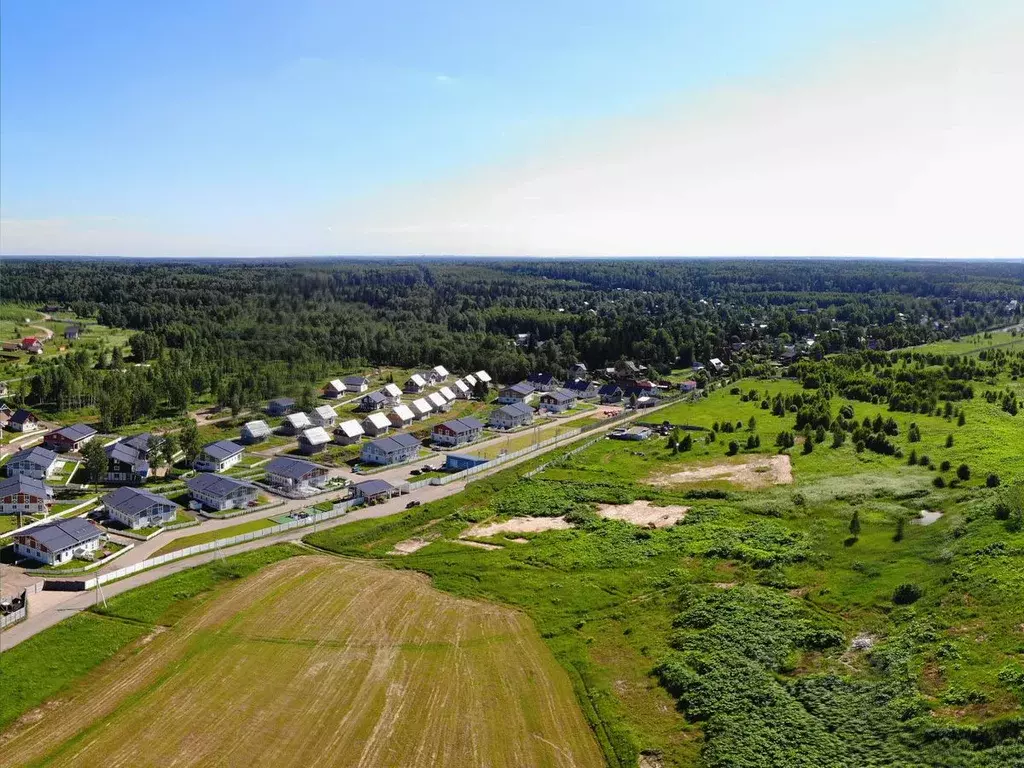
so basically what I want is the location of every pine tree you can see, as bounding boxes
[849,510,861,539]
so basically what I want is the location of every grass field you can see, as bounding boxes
[150,516,277,556]
[1,555,604,768]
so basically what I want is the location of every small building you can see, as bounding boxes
[283,412,312,435]
[488,402,534,430]
[411,398,433,419]
[609,426,653,441]
[103,486,179,530]
[21,337,43,354]
[359,391,389,412]
[464,374,478,387]
[497,382,535,405]
[360,433,422,466]
[388,404,416,428]
[105,442,151,485]
[569,362,588,377]
[452,379,471,399]
[679,380,697,393]
[43,423,97,453]
[403,373,427,394]
[0,475,53,516]
[474,370,492,384]
[381,383,403,403]
[334,419,365,445]
[8,409,40,433]
[432,417,485,447]
[539,389,577,413]
[598,383,624,403]
[527,372,556,391]
[323,379,346,398]
[361,411,392,437]
[123,432,164,458]
[64,325,82,340]
[241,420,272,444]
[438,386,457,401]
[194,440,244,472]
[298,427,332,455]
[427,392,450,412]
[186,473,258,512]
[267,397,296,416]
[13,518,103,566]
[709,358,726,374]
[429,365,450,383]
[351,478,398,502]
[5,446,59,480]
[264,457,329,493]
[563,378,598,399]
[445,453,489,471]
[309,405,337,428]
[343,376,370,394]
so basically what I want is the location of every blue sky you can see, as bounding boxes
[1,1,1021,257]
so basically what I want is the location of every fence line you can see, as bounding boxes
[1,606,27,630]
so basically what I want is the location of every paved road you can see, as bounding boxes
[0,402,655,650]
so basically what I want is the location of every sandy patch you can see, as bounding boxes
[650,454,792,489]
[388,536,436,555]
[508,537,530,544]
[596,500,688,528]
[453,540,503,551]
[462,516,572,539]
[913,510,943,526]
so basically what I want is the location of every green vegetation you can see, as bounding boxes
[150,516,278,556]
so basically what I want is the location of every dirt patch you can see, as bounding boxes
[462,516,572,539]
[595,500,689,528]
[650,454,792,489]
[507,537,530,544]
[453,540,503,551]
[388,536,436,555]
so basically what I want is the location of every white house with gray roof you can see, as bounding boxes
[194,440,244,472]
[103,486,179,530]
[5,446,59,480]
[310,405,337,428]
[14,518,103,566]
[264,457,329,493]
[360,433,421,465]
[186,473,258,512]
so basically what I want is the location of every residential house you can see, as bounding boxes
[445,453,488,471]
[709,358,726,374]
[403,373,427,394]
[241,420,272,444]
[194,440,244,472]
[13,518,103,566]
[5,447,59,480]
[21,337,43,354]
[598,383,624,403]
[0,475,53,516]
[429,365,450,383]
[266,397,296,416]
[361,412,392,437]
[679,380,697,393]
[497,382,535,405]
[438,386,457,401]
[298,427,332,455]
[122,432,163,458]
[8,409,40,432]
[527,372,556,391]
[43,423,97,453]
[323,379,346,398]
[105,442,151,485]
[388,404,416,429]
[569,362,588,377]
[103,487,178,530]
[452,379,471,398]
[410,398,433,419]
[360,433,421,465]
[0,403,11,429]
[359,391,389,412]
[464,373,478,387]
[539,389,577,413]
[432,417,485,447]
[474,370,492,384]
[488,402,534,430]
[310,405,337,428]
[351,478,398,502]
[283,412,312,435]
[343,376,370,394]
[381,383,403,403]
[609,426,653,441]
[563,378,599,399]
[615,360,647,378]
[264,457,329,493]
[427,392,450,412]
[334,419,365,445]
[64,325,81,340]
[186,473,258,512]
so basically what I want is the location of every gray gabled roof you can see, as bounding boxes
[343,376,369,387]
[268,397,295,408]
[11,409,37,425]
[186,473,255,498]
[363,391,388,404]
[10,446,58,468]
[366,432,421,454]
[201,440,244,461]
[503,382,535,396]
[106,441,144,467]
[353,479,395,496]
[495,402,534,418]
[542,389,575,404]
[242,420,271,437]
[49,423,97,442]
[16,518,101,551]
[103,486,177,516]
[265,456,322,480]
[0,474,51,498]
[436,417,484,435]
[123,432,160,453]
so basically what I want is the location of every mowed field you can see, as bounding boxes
[0,556,604,768]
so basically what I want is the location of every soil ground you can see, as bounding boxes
[650,454,793,489]
[596,500,689,528]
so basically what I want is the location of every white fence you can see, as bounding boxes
[76,497,364,590]
[1,606,27,630]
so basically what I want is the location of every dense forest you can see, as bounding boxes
[2,258,1021,423]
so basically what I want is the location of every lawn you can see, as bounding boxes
[1,555,604,768]
[150,516,278,556]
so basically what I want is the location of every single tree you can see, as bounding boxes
[945,434,954,448]
[849,509,861,539]
[680,433,693,452]
[179,419,201,462]
[956,463,971,481]
[727,440,739,456]
[81,437,108,484]
[894,516,906,542]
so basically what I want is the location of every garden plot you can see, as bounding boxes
[650,454,793,489]
[595,500,689,528]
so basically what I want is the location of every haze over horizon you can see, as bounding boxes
[2,1,1022,259]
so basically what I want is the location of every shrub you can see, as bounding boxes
[940,460,951,472]
[956,464,971,481]
[933,476,946,488]
[892,583,923,605]
[986,474,1000,488]
[727,440,739,456]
